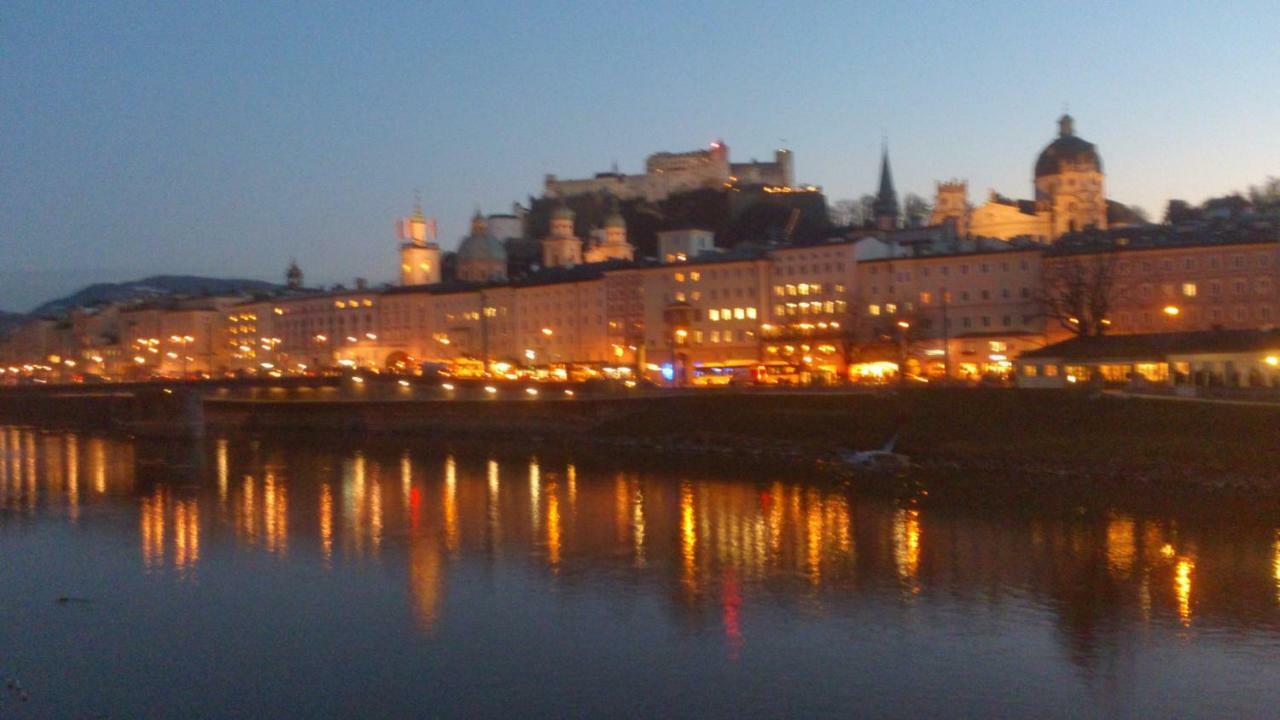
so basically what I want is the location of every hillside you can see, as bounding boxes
[29,275,283,318]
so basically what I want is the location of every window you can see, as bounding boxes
[869,304,881,316]
[1182,283,1197,297]
[1023,364,1038,378]
[709,309,720,321]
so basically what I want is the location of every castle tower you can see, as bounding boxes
[541,200,583,268]
[872,144,900,231]
[929,180,970,235]
[774,148,795,187]
[584,196,635,263]
[285,259,303,290]
[398,202,442,286]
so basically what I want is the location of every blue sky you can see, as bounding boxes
[3,1,1277,311]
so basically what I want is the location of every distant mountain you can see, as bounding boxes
[29,275,284,318]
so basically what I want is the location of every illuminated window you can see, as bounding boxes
[674,273,685,282]
[690,271,701,282]
[1182,282,1197,297]
[824,301,834,314]
[675,292,686,302]
[722,307,731,319]
[734,308,745,320]
[869,304,881,316]
[709,309,720,321]
[746,307,757,319]
[710,330,720,343]
[786,284,797,296]
[885,303,897,314]
[774,285,785,296]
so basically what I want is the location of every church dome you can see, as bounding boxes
[457,211,507,263]
[1034,115,1102,178]
[457,231,507,263]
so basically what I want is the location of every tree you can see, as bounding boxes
[1163,199,1198,225]
[903,193,932,227]
[1039,249,1121,337]
[828,194,879,229]
[1128,205,1150,223]
[1248,177,1280,213]
[828,199,859,227]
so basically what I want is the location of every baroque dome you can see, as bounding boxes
[457,211,507,263]
[1034,114,1102,178]
[457,232,506,262]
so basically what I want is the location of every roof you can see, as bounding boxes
[1047,223,1280,256]
[1020,329,1280,361]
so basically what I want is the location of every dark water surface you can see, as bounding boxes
[1,426,1279,718]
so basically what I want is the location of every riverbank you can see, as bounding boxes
[194,387,1280,494]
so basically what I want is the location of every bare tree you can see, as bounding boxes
[829,195,881,229]
[1039,249,1121,337]
[1249,177,1280,214]
[903,193,932,227]
[828,199,859,227]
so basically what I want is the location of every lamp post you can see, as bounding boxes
[896,320,911,387]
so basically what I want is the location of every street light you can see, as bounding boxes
[1163,306,1180,316]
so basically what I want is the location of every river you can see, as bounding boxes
[1,425,1279,718]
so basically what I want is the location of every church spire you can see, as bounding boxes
[873,141,900,230]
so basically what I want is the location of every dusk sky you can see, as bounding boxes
[3,1,1277,312]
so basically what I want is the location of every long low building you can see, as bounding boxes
[1015,329,1280,390]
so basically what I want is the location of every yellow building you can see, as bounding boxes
[948,115,1109,243]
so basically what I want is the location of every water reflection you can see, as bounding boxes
[4,426,1280,684]
[0,428,135,511]
[140,486,200,575]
